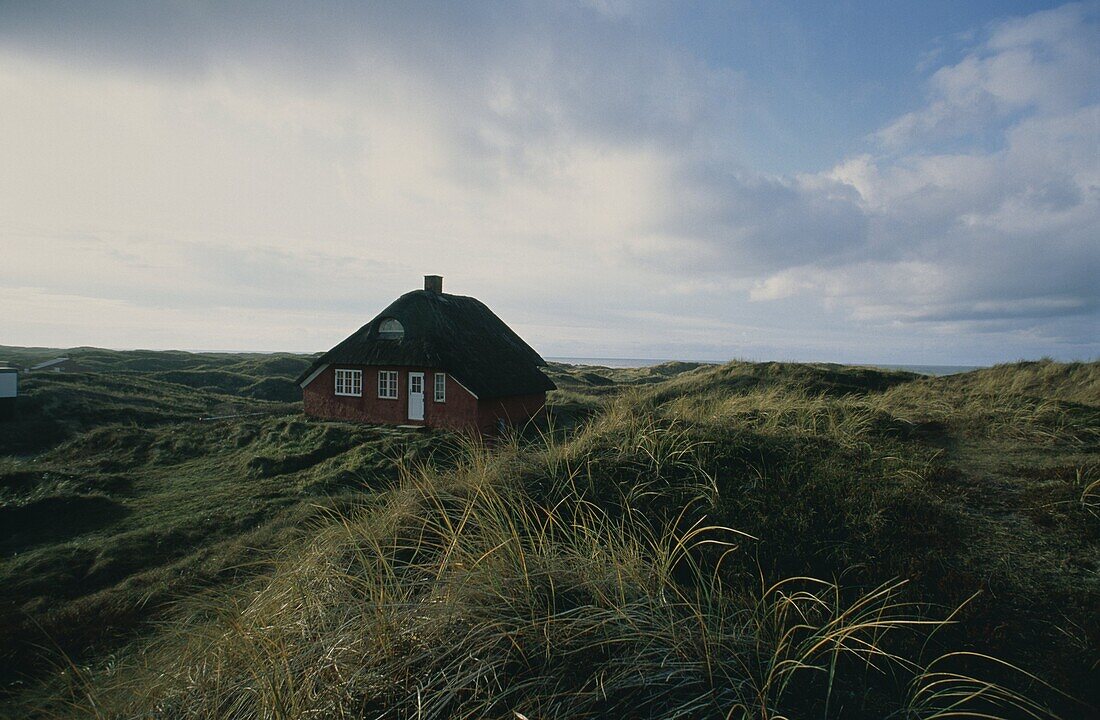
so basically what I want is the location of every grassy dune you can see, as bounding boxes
[1,352,1097,718]
[0,351,441,698]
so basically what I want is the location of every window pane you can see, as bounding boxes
[335,369,361,396]
[379,318,404,338]
[379,370,398,398]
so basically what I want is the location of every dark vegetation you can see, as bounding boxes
[0,347,441,702]
[0,347,1096,718]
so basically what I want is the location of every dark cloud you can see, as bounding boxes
[653,166,869,273]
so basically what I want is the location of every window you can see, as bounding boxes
[378,370,398,399]
[334,369,362,397]
[434,373,446,402]
[378,318,404,339]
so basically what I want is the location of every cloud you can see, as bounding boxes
[877,2,1098,148]
[0,3,741,352]
[646,166,869,274]
[733,3,1099,347]
[0,1,1095,362]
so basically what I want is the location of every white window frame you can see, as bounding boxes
[378,370,398,399]
[434,372,446,402]
[334,368,362,397]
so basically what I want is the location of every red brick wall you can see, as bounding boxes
[303,364,546,433]
[477,393,547,433]
[303,364,480,428]
[430,373,481,430]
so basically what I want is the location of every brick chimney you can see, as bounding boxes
[424,275,443,293]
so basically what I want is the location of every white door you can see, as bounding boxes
[408,372,425,420]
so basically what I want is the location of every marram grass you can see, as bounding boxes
[49,429,1067,720]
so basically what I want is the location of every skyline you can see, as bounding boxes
[1,1,1097,365]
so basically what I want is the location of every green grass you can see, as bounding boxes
[0,350,447,699]
[0,349,1096,718]
[0,345,316,406]
[0,414,439,684]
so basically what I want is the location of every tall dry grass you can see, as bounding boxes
[650,370,1097,450]
[47,421,1067,720]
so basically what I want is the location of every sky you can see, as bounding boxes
[1,1,1097,365]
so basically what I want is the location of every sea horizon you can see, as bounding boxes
[546,357,983,376]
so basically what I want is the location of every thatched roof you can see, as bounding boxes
[298,290,555,399]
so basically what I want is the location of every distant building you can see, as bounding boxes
[296,276,555,433]
[28,357,85,373]
[0,366,17,416]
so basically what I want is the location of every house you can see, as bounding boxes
[0,366,16,417]
[296,276,556,432]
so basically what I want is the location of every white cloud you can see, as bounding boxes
[0,2,1095,363]
[0,14,735,352]
[739,3,1098,349]
[748,273,813,301]
[877,2,1098,148]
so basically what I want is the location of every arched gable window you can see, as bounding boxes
[378,318,404,339]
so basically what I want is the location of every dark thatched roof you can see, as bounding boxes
[297,290,555,399]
